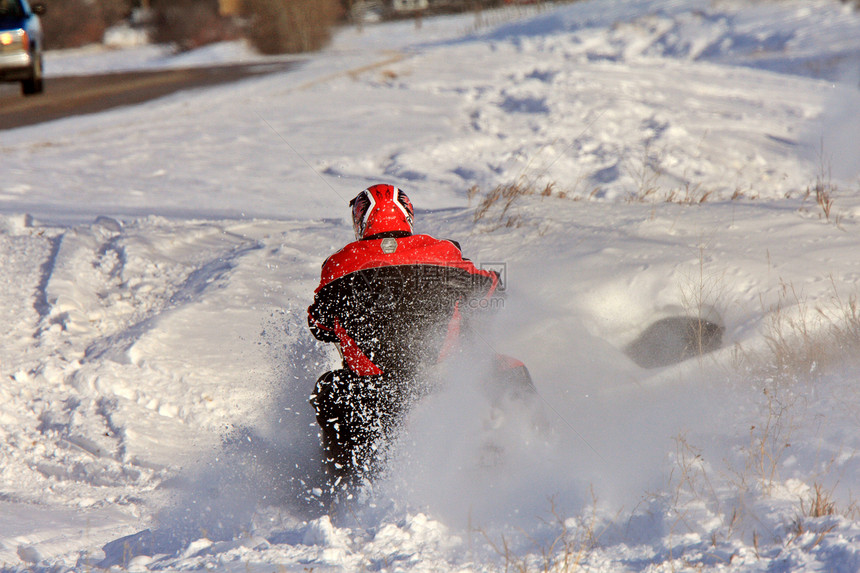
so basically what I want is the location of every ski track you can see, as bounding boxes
[0,217,335,563]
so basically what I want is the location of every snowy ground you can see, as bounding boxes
[2,0,860,570]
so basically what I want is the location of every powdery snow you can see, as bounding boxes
[1,0,860,571]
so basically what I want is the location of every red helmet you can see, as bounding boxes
[350,184,414,240]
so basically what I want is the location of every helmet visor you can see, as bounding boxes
[396,189,414,226]
[350,190,374,240]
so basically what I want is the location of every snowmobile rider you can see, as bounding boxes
[307,183,503,487]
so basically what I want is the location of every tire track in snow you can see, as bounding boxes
[2,219,267,506]
[32,233,64,322]
[82,239,264,364]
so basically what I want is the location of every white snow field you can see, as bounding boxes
[2,0,860,570]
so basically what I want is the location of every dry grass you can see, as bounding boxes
[470,179,567,227]
[665,434,721,529]
[800,482,838,519]
[678,239,727,363]
[480,496,601,573]
[624,143,663,201]
[653,275,860,564]
[792,485,860,553]
[752,279,860,381]
[727,278,860,498]
[812,179,835,222]
[744,383,800,495]
[471,144,729,226]
[784,483,842,552]
[664,184,714,205]
[726,281,860,542]
[803,139,840,224]
[624,144,716,205]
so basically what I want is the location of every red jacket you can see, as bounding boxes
[308,232,499,377]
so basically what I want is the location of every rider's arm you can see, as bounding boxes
[307,300,338,343]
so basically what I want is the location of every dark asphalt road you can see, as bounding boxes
[0,60,298,131]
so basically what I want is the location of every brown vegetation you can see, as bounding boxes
[150,0,240,52]
[241,0,342,55]
[40,0,134,50]
[40,0,342,55]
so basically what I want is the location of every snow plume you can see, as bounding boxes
[250,309,336,513]
[375,352,576,527]
[360,316,730,551]
[340,244,744,550]
[807,74,860,183]
[113,313,332,564]
[535,358,732,511]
